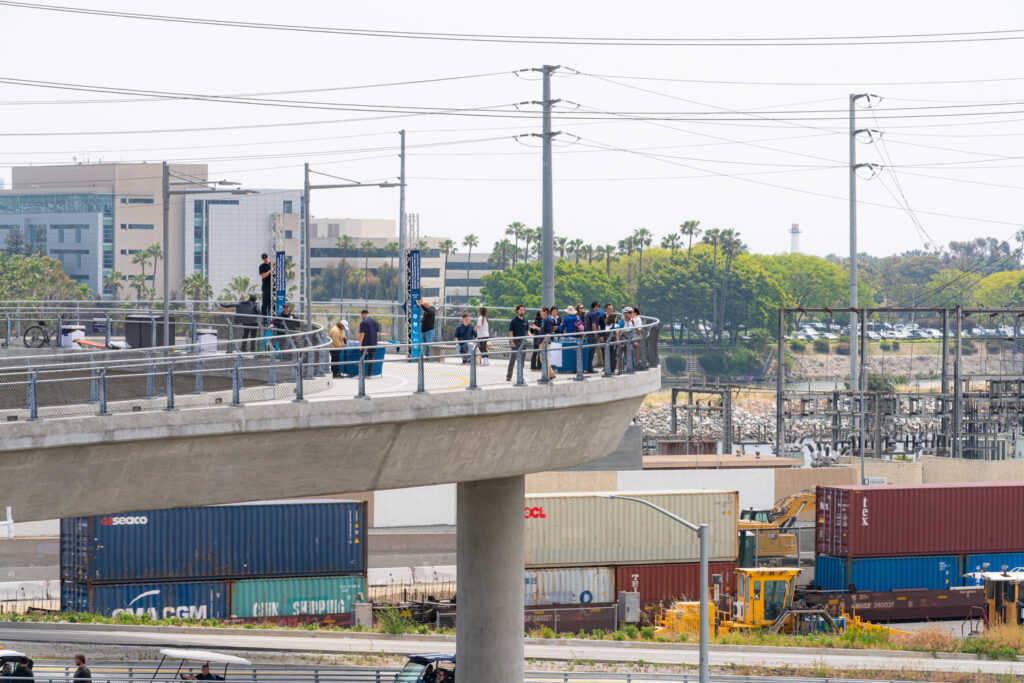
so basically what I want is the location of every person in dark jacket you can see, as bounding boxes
[73,655,90,682]
[222,294,260,352]
[454,313,477,363]
[12,657,32,681]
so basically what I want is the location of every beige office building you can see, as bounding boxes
[0,162,207,297]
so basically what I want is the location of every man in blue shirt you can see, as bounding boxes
[358,309,379,348]
[506,304,529,381]
[454,313,477,363]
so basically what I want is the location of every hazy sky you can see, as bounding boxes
[1,1,1023,257]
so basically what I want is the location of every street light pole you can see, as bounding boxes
[161,162,170,347]
[602,494,709,683]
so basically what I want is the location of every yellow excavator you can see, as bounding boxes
[964,567,1024,629]
[657,567,904,637]
[738,490,816,564]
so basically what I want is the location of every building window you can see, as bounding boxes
[58,230,64,243]
[103,245,113,269]
[328,223,340,238]
[284,230,294,239]
[121,223,154,230]
[283,200,293,214]
[121,197,154,204]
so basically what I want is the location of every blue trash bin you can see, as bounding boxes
[559,337,579,374]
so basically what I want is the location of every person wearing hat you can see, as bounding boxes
[328,319,349,378]
[221,293,261,353]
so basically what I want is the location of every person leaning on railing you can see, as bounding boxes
[506,304,529,382]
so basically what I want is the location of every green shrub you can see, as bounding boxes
[663,354,687,375]
[835,343,850,356]
[539,626,555,639]
[698,347,761,376]
[621,624,639,639]
[962,339,977,355]
[879,341,891,351]
[375,605,416,634]
[640,626,656,640]
[745,328,770,353]
[892,341,900,351]
[813,339,829,354]
[789,339,806,353]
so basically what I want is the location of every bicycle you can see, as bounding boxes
[23,321,58,348]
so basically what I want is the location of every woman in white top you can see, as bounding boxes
[475,306,490,365]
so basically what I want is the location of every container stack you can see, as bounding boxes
[61,501,367,622]
[524,491,739,619]
[814,483,1024,592]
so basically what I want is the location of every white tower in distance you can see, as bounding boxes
[790,223,801,254]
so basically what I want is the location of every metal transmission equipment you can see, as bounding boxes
[530,65,562,308]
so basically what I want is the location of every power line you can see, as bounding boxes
[586,72,1024,87]
[4,2,1024,46]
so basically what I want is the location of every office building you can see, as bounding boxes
[0,162,207,297]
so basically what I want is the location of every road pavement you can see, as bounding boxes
[0,624,1018,677]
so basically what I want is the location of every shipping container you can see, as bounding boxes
[615,562,738,604]
[62,580,228,619]
[816,483,1024,559]
[524,567,615,606]
[964,553,1024,585]
[814,555,961,592]
[231,576,366,618]
[525,491,738,567]
[61,501,366,583]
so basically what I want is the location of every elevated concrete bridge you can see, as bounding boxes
[0,304,661,683]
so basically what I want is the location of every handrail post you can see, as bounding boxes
[416,349,425,394]
[27,370,38,421]
[88,355,98,403]
[515,342,525,386]
[194,357,204,394]
[104,313,111,348]
[357,350,368,399]
[627,330,636,374]
[165,361,176,411]
[293,352,305,403]
[149,313,156,349]
[56,313,63,346]
[189,313,197,346]
[227,317,235,354]
[3,312,9,347]
[232,357,242,406]
[539,341,550,385]
[574,336,585,382]
[604,335,614,377]
[144,351,154,398]
[468,343,479,390]
[97,369,108,416]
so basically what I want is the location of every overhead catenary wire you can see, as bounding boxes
[4,2,1024,46]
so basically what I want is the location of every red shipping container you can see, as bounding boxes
[615,562,737,612]
[816,483,1024,559]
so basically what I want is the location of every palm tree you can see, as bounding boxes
[220,275,257,301]
[632,228,653,291]
[180,272,213,307]
[661,233,681,256]
[522,228,536,264]
[702,228,722,342]
[334,234,355,303]
[555,236,568,260]
[462,233,479,302]
[417,239,429,251]
[490,239,514,270]
[569,238,585,264]
[596,244,617,277]
[103,270,125,301]
[506,221,525,268]
[680,220,702,257]
[128,273,148,301]
[716,229,746,344]
[360,240,376,300]
[439,239,456,305]
[385,241,399,270]
[146,242,164,290]
[581,243,594,265]
[130,251,149,299]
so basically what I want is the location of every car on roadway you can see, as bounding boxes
[396,654,456,683]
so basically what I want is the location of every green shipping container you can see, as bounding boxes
[230,576,366,618]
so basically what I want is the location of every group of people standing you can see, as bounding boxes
[506,302,646,381]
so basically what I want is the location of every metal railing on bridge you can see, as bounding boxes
[0,303,660,423]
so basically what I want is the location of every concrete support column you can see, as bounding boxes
[456,474,525,683]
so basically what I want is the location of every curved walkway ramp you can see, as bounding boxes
[0,304,661,683]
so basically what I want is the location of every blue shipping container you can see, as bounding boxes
[61,502,365,583]
[964,553,1024,585]
[815,555,961,592]
[62,580,228,619]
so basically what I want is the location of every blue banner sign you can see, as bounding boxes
[274,250,286,314]
[409,249,421,358]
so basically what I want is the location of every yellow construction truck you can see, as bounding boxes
[657,567,902,637]
[964,567,1024,628]
[738,490,815,565]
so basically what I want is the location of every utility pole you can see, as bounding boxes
[398,130,408,346]
[531,65,560,308]
[161,161,170,347]
[849,93,879,390]
[303,162,312,328]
